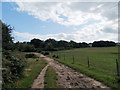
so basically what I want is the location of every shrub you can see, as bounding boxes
[36,48,42,53]
[44,51,49,55]
[15,42,36,52]
[52,55,59,58]
[52,55,56,58]
[2,53,26,88]
[25,53,38,58]
[41,51,49,55]
[56,56,59,58]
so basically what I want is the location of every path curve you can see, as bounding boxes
[34,53,111,89]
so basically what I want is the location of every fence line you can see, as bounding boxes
[51,52,120,76]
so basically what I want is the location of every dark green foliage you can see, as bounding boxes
[69,40,79,48]
[52,55,56,58]
[14,37,116,52]
[15,42,36,52]
[58,40,70,49]
[56,55,59,58]
[30,38,44,48]
[29,38,90,51]
[79,42,88,48]
[92,41,116,47]
[44,42,54,51]
[25,54,38,58]
[45,39,58,48]
[52,55,59,58]
[2,22,15,50]
[116,77,120,83]
[2,51,25,88]
[2,22,26,88]
[41,51,50,55]
[36,48,42,53]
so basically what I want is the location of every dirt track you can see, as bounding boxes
[32,64,49,88]
[32,53,111,89]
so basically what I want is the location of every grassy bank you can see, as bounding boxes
[10,51,47,88]
[44,66,59,88]
[50,47,119,88]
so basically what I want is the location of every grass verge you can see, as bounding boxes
[44,66,60,88]
[9,51,47,88]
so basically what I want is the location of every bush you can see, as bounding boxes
[56,56,59,58]
[52,55,59,58]
[41,51,49,55]
[44,51,49,55]
[36,48,42,53]
[52,55,56,58]
[25,53,38,58]
[2,53,26,88]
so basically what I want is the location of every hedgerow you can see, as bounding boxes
[2,51,26,88]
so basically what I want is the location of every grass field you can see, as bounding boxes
[10,51,47,88]
[44,66,60,88]
[50,47,119,88]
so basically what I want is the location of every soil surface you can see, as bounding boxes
[32,53,111,89]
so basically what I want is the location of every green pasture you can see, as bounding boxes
[50,47,119,88]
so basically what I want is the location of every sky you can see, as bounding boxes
[1,1,118,43]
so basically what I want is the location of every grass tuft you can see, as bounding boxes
[44,66,60,88]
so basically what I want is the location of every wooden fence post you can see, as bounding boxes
[72,55,74,64]
[87,57,90,68]
[116,59,119,76]
[59,53,61,58]
[64,54,65,61]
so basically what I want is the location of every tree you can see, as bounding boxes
[69,40,79,48]
[45,38,58,48]
[30,38,43,48]
[79,42,88,48]
[2,21,25,88]
[2,22,14,50]
[92,41,116,47]
[58,40,70,49]
[44,42,54,51]
[15,42,35,52]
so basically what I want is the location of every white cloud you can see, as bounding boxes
[13,31,95,42]
[2,0,119,2]
[13,28,118,43]
[15,2,117,26]
[12,2,118,42]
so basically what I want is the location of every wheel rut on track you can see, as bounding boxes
[33,53,111,89]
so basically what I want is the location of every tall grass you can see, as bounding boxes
[44,66,60,88]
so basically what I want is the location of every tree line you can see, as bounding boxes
[14,38,116,52]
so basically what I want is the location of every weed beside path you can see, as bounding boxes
[10,51,47,88]
[44,66,60,88]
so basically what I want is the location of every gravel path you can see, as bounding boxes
[33,53,111,89]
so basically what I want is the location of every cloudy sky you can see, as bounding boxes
[2,1,118,43]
